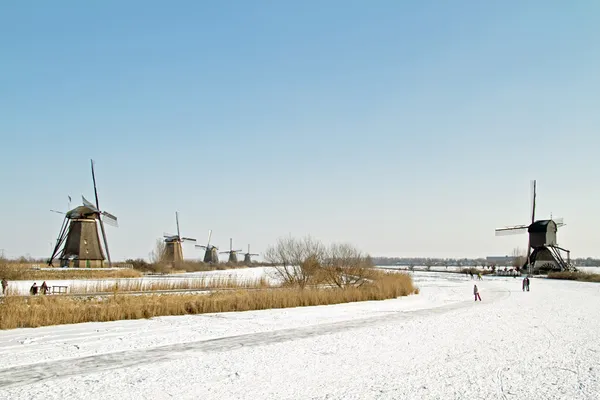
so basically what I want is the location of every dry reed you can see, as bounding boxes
[547,271,600,283]
[68,276,272,294]
[0,271,416,329]
[0,263,142,280]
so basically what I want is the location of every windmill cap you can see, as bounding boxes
[528,219,557,233]
[66,205,99,219]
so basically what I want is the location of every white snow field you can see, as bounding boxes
[0,272,599,399]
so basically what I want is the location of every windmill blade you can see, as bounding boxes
[195,245,207,249]
[249,253,259,256]
[82,196,99,212]
[219,251,230,254]
[181,237,197,243]
[50,209,66,215]
[206,230,213,247]
[552,217,564,225]
[91,159,101,210]
[530,179,537,224]
[233,249,243,252]
[176,212,181,239]
[101,211,118,227]
[90,159,111,267]
[98,218,112,267]
[495,227,528,236]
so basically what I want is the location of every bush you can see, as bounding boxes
[265,236,375,289]
[547,271,600,282]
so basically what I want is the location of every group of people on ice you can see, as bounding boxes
[466,270,483,280]
[29,281,50,295]
[473,276,531,301]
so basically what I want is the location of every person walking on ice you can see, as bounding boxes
[474,284,482,301]
[1,278,7,295]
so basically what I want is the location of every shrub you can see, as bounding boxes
[547,271,600,282]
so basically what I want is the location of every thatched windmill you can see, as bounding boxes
[241,244,259,265]
[196,230,219,263]
[220,238,243,263]
[495,180,573,274]
[163,212,197,263]
[48,160,118,268]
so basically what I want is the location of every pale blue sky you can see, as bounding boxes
[1,1,599,261]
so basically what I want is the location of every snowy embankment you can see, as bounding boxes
[0,272,599,399]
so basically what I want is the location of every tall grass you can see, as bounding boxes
[0,263,142,280]
[0,271,416,329]
[547,271,600,283]
[69,276,272,294]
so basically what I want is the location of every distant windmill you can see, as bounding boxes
[163,212,197,263]
[495,180,573,274]
[220,238,243,263]
[241,244,259,266]
[48,160,118,268]
[196,230,219,263]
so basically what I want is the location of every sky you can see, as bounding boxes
[1,1,599,261]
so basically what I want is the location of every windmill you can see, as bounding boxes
[163,212,197,264]
[48,160,118,268]
[241,244,259,265]
[195,230,219,263]
[494,180,573,274]
[219,238,243,263]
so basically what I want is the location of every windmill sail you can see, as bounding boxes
[82,196,99,212]
[495,224,529,236]
[101,211,119,227]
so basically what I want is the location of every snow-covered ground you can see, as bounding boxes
[0,272,599,399]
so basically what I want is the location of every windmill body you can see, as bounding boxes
[163,212,196,264]
[495,180,573,274]
[196,230,219,264]
[48,160,118,268]
[220,238,243,263]
[241,244,259,266]
[61,206,105,265]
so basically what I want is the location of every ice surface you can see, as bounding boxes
[0,271,598,399]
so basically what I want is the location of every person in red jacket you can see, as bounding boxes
[473,284,482,301]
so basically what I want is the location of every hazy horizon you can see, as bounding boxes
[1,1,599,261]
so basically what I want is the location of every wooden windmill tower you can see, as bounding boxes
[163,212,197,264]
[241,244,259,266]
[195,230,219,264]
[219,238,243,263]
[495,180,573,274]
[48,160,118,268]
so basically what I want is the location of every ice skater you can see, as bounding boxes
[522,276,530,292]
[473,284,481,301]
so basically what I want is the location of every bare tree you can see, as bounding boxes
[149,238,166,264]
[320,243,374,288]
[512,247,527,269]
[264,235,326,289]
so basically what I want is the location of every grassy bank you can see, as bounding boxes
[0,271,416,330]
[0,264,142,280]
[547,271,600,283]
